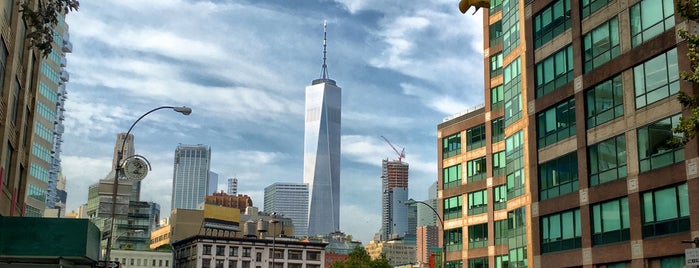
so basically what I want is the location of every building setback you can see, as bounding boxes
[172,144,211,210]
[264,182,309,238]
[438,0,699,267]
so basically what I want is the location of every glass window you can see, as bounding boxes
[507,207,527,268]
[504,58,522,126]
[589,134,627,186]
[467,157,487,183]
[490,0,503,14]
[468,224,488,249]
[445,227,463,252]
[533,0,572,48]
[592,197,630,245]
[506,131,525,199]
[495,255,509,268]
[494,184,507,210]
[229,246,238,257]
[491,85,504,110]
[581,0,612,18]
[468,257,488,268]
[493,150,506,177]
[586,75,623,128]
[637,114,684,172]
[446,261,464,268]
[633,48,679,108]
[541,209,582,253]
[444,195,463,220]
[642,183,690,237]
[467,124,486,151]
[502,0,520,56]
[583,18,620,73]
[442,133,461,159]
[443,164,462,190]
[490,53,503,78]
[539,152,578,200]
[537,98,576,148]
[535,46,574,98]
[215,245,225,256]
[468,189,488,215]
[492,117,505,142]
[630,0,675,47]
[490,20,503,47]
[494,220,508,245]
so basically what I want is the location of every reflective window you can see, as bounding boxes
[490,20,503,47]
[494,184,507,211]
[445,228,463,252]
[504,58,522,126]
[444,195,463,220]
[589,134,627,186]
[467,189,487,215]
[491,85,504,110]
[537,98,575,148]
[535,46,574,98]
[592,197,630,245]
[490,53,503,78]
[583,18,619,73]
[581,0,612,18]
[633,48,679,108]
[506,131,525,199]
[468,223,488,249]
[630,0,675,47]
[492,150,506,177]
[586,75,623,128]
[443,164,462,190]
[467,157,486,183]
[539,152,578,200]
[467,124,486,151]
[642,183,689,237]
[533,0,572,48]
[541,209,582,253]
[492,117,505,143]
[442,133,461,159]
[637,114,684,172]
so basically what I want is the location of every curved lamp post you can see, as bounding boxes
[406,198,445,268]
[104,106,192,263]
[114,229,144,249]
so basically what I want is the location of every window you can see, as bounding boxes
[583,18,619,73]
[581,0,612,18]
[502,0,520,56]
[228,260,238,268]
[490,20,503,47]
[242,247,251,257]
[494,220,508,245]
[504,58,522,126]
[539,152,578,200]
[490,53,503,78]
[494,184,507,210]
[27,183,46,202]
[0,38,6,95]
[445,227,463,251]
[589,134,627,186]
[10,78,19,125]
[507,207,527,268]
[443,133,461,159]
[642,183,689,237]
[506,131,525,198]
[630,0,675,47]
[535,46,574,98]
[229,246,238,257]
[637,114,684,172]
[446,261,464,268]
[467,157,486,183]
[215,259,224,268]
[469,257,488,268]
[203,245,212,255]
[444,195,462,220]
[288,250,302,260]
[537,98,576,148]
[307,251,321,261]
[492,150,506,177]
[648,256,686,267]
[468,189,487,215]
[586,75,623,128]
[592,197,630,245]
[533,0,572,48]
[490,0,502,14]
[216,245,225,256]
[443,164,462,190]
[541,209,582,253]
[467,124,486,151]
[272,249,283,259]
[256,252,262,262]
[4,143,12,187]
[492,117,505,142]
[495,255,509,268]
[491,85,504,110]
[633,48,679,108]
[468,223,488,249]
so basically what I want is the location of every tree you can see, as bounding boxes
[19,0,79,56]
[672,0,699,145]
[329,246,391,268]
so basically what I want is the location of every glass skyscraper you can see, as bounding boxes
[171,144,211,210]
[264,182,309,237]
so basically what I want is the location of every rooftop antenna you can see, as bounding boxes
[313,20,336,85]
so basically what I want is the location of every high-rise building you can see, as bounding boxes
[438,0,699,266]
[416,182,438,227]
[208,171,218,195]
[304,22,341,236]
[171,144,211,210]
[379,159,409,241]
[227,177,238,195]
[264,182,309,238]
[416,225,438,267]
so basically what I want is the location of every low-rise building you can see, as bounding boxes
[109,249,172,268]
[365,240,416,267]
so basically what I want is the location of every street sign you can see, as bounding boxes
[686,247,699,266]
[96,261,121,268]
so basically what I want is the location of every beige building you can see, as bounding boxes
[365,240,416,267]
[110,249,172,268]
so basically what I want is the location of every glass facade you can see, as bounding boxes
[583,18,619,73]
[633,48,679,109]
[539,152,578,200]
[630,0,674,47]
[504,58,522,126]
[541,209,582,253]
[468,223,488,249]
[467,156,486,183]
[502,0,520,56]
[506,131,525,199]
[535,46,574,98]
[467,189,487,215]
[533,0,571,48]
[637,114,684,172]
[592,197,630,245]
[537,98,576,148]
[467,124,486,151]
[586,75,623,128]
[642,183,689,237]
[443,164,462,190]
[444,195,463,220]
[443,133,462,159]
[445,227,463,252]
[589,134,627,186]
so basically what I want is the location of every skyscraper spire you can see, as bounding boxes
[313,20,336,85]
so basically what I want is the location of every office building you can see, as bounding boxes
[379,159,410,241]
[227,177,238,195]
[208,171,218,195]
[264,182,309,237]
[172,144,211,210]
[365,239,416,267]
[437,0,699,267]
[304,22,341,236]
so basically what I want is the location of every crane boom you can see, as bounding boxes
[381,136,406,162]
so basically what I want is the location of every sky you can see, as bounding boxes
[61,0,485,244]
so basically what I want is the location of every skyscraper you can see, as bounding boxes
[227,178,238,195]
[264,182,309,238]
[208,171,218,195]
[380,159,409,241]
[171,144,211,210]
[303,22,341,236]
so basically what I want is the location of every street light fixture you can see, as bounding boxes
[270,218,280,268]
[104,106,192,263]
[406,198,445,268]
[114,229,145,249]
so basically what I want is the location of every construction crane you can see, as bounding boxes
[381,136,406,162]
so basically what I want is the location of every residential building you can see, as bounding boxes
[202,191,253,211]
[304,22,341,236]
[227,177,238,195]
[437,0,699,267]
[416,225,438,268]
[172,144,211,210]
[365,240,416,267]
[264,182,309,237]
[209,171,218,195]
[379,159,410,241]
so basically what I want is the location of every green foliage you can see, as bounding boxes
[673,0,699,145]
[19,0,79,56]
[329,246,391,268]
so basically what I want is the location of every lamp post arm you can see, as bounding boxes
[411,200,444,228]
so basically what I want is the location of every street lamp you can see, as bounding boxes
[114,229,145,249]
[406,198,445,268]
[270,219,280,268]
[104,106,192,263]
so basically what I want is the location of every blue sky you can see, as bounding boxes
[62,0,484,244]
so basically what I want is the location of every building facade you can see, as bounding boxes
[172,144,211,210]
[264,182,309,238]
[416,225,439,268]
[437,0,699,267]
[380,159,410,241]
[209,171,218,195]
[303,23,341,237]
[203,191,253,211]
[365,240,416,267]
[109,249,172,268]
[228,177,238,195]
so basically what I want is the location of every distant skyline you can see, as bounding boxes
[61,0,485,244]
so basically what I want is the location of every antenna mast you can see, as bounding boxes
[320,20,329,80]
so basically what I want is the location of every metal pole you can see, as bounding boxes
[103,106,191,264]
[406,199,445,268]
[270,219,279,268]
